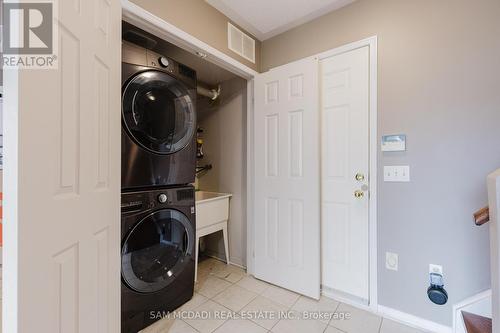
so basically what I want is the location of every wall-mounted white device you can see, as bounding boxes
[427,264,448,305]
[381,134,406,152]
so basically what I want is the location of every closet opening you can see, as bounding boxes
[122,21,249,275]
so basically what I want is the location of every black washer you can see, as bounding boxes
[121,186,196,333]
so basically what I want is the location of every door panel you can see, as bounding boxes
[321,46,370,300]
[3,0,122,332]
[254,57,320,299]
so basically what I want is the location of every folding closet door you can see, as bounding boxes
[253,56,320,299]
[3,0,122,331]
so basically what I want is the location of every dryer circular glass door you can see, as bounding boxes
[122,70,195,155]
[121,209,194,293]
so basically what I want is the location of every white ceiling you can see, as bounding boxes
[206,0,356,41]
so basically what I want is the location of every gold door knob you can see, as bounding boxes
[354,190,364,199]
[355,173,365,181]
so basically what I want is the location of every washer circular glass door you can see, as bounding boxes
[121,209,194,293]
[122,70,195,155]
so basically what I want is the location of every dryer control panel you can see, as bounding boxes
[121,186,195,214]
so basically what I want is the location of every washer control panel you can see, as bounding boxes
[158,56,169,68]
[158,193,168,203]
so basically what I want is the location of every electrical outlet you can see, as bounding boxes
[429,264,443,276]
[386,252,399,271]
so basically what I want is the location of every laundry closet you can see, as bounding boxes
[122,21,248,269]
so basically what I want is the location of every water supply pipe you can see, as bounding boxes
[197,84,221,101]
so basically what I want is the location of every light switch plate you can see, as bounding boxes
[386,252,399,271]
[384,165,410,182]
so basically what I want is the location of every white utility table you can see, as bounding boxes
[194,191,232,281]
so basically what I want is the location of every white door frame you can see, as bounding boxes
[316,37,378,311]
[122,0,377,310]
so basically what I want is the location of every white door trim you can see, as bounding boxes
[317,36,378,311]
[246,79,256,274]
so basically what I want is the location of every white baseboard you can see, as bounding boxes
[377,306,452,333]
[202,249,226,262]
[203,252,247,270]
[321,287,370,311]
[320,289,452,333]
[228,261,246,270]
[452,289,492,333]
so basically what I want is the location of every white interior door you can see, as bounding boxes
[320,46,370,301]
[253,57,320,299]
[3,0,122,332]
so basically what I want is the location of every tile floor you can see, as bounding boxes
[141,258,428,333]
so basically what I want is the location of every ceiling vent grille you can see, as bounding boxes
[227,22,255,63]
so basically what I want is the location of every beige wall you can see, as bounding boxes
[130,0,260,71]
[262,0,500,326]
[197,77,247,267]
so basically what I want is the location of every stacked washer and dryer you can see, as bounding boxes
[121,42,198,333]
